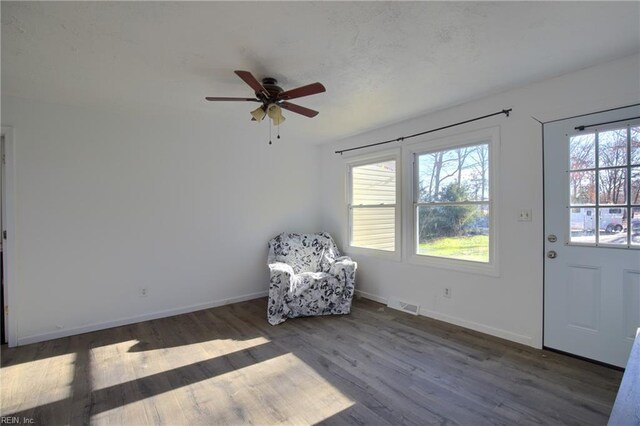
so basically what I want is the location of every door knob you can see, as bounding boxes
[547,234,557,243]
[547,250,557,259]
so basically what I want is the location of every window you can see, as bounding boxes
[344,128,498,273]
[568,125,640,247]
[404,127,499,274]
[347,153,400,256]
[414,142,491,262]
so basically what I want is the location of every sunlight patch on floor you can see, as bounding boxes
[91,398,154,425]
[91,352,354,425]
[189,352,354,424]
[0,353,76,413]
[91,337,271,391]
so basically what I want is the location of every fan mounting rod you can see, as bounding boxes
[259,77,283,101]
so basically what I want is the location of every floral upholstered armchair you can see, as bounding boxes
[267,232,357,325]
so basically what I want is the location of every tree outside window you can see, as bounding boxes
[416,143,490,263]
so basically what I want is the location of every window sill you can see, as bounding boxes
[406,253,500,277]
[345,245,402,262]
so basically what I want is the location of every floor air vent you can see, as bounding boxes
[387,298,420,316]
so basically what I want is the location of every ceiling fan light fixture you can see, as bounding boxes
[250,106,266,122]
[267,104,285,125]
[205,71,323,129]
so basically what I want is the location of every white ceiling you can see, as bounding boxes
[2,1,639,144]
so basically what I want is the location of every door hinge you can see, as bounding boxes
[3,230,6,239]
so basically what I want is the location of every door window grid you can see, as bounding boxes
[568,125,640,247]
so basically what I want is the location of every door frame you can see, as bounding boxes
[1,126,17,347]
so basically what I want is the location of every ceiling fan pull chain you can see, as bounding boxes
[269,119,272,145]
[277,123,281,140]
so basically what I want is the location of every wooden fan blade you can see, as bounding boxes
[279,101,319,118]
[278,82,326,101]
[205,97,260,102]
[234,70,269,97]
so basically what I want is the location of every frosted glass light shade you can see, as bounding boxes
[250,106,266,121]
[267,104,286,125]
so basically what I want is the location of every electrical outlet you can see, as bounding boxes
[443,287,452,299]
[140,288,148,297]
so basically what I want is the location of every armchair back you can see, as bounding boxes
[268,232,341,274]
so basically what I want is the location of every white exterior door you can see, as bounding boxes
[544,105,640,368]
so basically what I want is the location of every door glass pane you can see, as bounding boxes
[632,207,640,246]
[567,125,640,249]
[417,204,489,262]
[631,127,640,166]
[598,128,627,167]
[570,207,596,244]
[569,171,595,205]
[352,161,396,205]
[351,207,395,251]
[598,207,627,245]
[631,166,640,206]
[570,133,595,170]
[599,168,626,205]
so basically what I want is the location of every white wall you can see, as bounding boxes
[3,54,638,347]
[320,54,640,348]
[1,96,321,344]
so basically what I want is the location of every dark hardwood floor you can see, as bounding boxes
[1,297,623,425]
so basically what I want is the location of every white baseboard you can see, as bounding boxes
[17,290,268,346]
[355,289,388,304]
[417,307,535,347]
[355,290,535,348]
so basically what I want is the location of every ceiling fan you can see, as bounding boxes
[205,70,326,125]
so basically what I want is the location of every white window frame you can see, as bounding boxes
[402,127,500,276]
[345,149,402,261]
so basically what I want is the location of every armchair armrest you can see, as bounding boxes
[269,262,294,276]
[329,256,357,292]
[327,256,357,312]
[329,256,357,274]
[267,262,295,325]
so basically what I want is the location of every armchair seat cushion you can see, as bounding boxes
[290,271,335,296]
[267,232,356,325]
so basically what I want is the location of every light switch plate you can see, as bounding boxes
[518,209,532,222]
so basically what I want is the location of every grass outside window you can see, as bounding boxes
[418,235,489,262]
